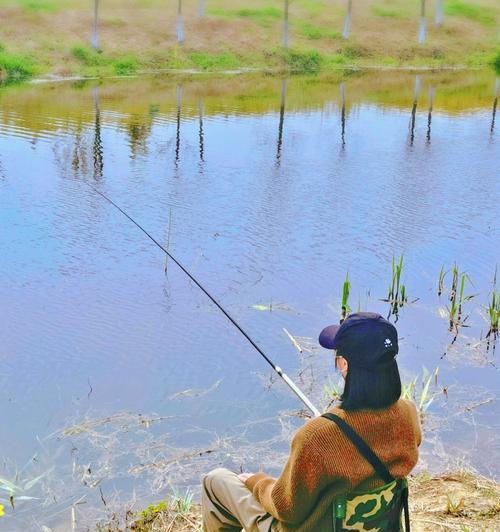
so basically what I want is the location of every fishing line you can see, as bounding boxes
[86,183,321,417]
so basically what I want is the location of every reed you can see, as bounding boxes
[341,271,351,321]
[446,266,474,330]
[488,290,499,333]
[386,254,408,314]
[450,263,459,302]
[402,367,439,417]
[438,265,447,296]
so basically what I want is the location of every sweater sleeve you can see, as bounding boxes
[244,429,327,524]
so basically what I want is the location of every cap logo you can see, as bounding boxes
[384,338,393,348]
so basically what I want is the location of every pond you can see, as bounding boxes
[0,70,499,530]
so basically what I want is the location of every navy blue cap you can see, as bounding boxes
[319,312,398,369]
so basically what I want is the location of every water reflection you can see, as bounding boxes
[426,86,434,144]
[0,72,498,530]
[409,75,421,146]
[92,86,103,180]
[340,82,346,147]
[198,100,205,163]
[175,84,182,167]
[276,79,287,165]
[491,79,499,135]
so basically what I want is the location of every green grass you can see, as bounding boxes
[299,22,341,41]
[16,0,63,12]
[114,55,140,75]
[189,51,241,71]
[0,49,35,82]
[445,0,496,26]
[71,45,105,67]
[284,49,323,72]
[370,5,403,18]
[208,6,280,26]
[402,367,439,417]
[492,52,500,74]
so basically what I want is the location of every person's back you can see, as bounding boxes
[202,312,422,532]
[245,398,420,531]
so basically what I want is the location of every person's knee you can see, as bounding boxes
[203,468,235,495]
[204,467,232,483]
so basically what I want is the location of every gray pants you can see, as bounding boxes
[202,468,276,532]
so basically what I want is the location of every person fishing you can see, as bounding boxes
[201,312,422,531]
[85,189,421,531]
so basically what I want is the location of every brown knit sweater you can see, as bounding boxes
[245,399,421,531]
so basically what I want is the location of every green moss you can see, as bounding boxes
[189,51,241,71]
[445,0,496,26]
[0,50,35,82]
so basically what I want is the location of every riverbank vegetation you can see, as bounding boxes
[97,471,500,531]
[0,0,499,82]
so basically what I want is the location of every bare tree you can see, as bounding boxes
[435,0,444,26]
[198,0,205,18]
[283,0,290,49]
[91,0,99,50]
[418,0,426,44]
[342,0,352,39]
[177,0,185,44]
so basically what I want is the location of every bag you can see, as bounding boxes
[322,413,410,532]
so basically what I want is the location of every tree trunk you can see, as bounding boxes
[342,0,352,39]
[435,0,444,26]
[418,0,426,44]
[198,0,205,18]
[283,0,289,49]
[91,0,99,50]
[177,0,185,44]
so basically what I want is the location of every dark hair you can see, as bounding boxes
[340,359,401,411]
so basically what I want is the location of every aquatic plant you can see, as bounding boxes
[385,254,408,316]
[438,265,447,295]
[341,271,351,321]
[0,472,45,509]
[446,265,475,331]
[171,488,194,514]
[487,290,499,333]
[401,367,439,417]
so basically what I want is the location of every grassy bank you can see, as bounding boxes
[0,0,499,82]
[97,470,500,531]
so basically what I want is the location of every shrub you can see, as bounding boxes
[71,45,103,66]
[285,49,323,72]
[0,51,35,82]
[114,56,139,75]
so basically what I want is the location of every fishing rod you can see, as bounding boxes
[86,184,321,418]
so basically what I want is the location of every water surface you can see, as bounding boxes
[0,70,499,530]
